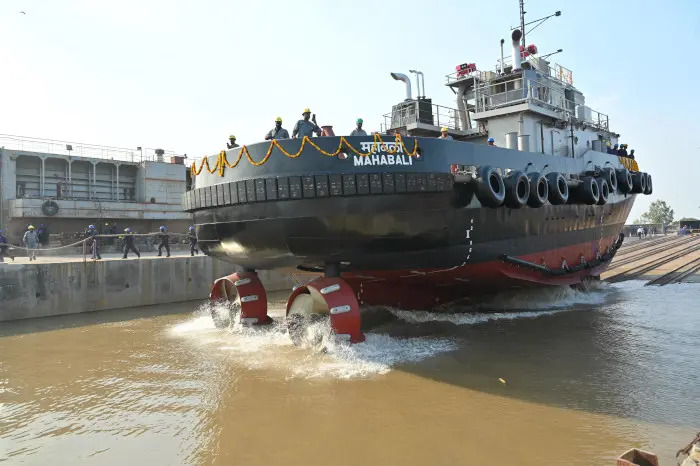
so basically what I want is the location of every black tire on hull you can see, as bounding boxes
[616,168,633,193]
[579,176,600,205]
[631,172,646,194]
[504,171,530,209]
[476,165,506,208]
[527,172,548,208]
[596,178,609,205]
[546,172,569,205]
[644,173,653,195]
[602,167,618,192]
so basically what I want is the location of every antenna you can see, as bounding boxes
[519,0,526,48]
[513,1,562,45]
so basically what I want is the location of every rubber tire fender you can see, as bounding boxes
[475,165,505,208]
[602,167,618,192]
[527,172,548,208]
[631,172,646,194]
[596,178,609,205]
[546,172,569,205]
[616,168,633,193]
[580,176,600,205]
[644,173,653,195]
[504,170,530,209]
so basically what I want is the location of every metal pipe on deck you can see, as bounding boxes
[390,72,413,101]
[512,29,523,71]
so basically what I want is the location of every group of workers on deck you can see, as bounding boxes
[0,225,200,262]
[606,142,635,159]
[225,109,370,150]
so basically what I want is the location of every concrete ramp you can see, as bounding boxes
[0,257,293,321]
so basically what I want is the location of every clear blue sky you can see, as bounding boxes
[1,0,698,220]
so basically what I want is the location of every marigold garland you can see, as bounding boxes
[190,134,419,176]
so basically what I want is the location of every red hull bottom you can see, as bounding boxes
[340,235,619,310]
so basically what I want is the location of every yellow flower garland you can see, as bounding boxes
[191,133,420,176]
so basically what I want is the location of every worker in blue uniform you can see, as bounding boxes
[86,224,101,260]
[157,226,171,257]
[121,228,140,259]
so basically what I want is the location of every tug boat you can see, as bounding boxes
[183,7,652,343]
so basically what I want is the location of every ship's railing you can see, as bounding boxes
[383,101,478,132]
[474,77,528,112]
[0,134,185,163]
[445,69,490,85]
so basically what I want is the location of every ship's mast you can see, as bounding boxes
[519,0,526,48]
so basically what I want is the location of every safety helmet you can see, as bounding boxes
[28,225,35,229]
[275,117,282,122]
[159,226,166,231]
[88,225,94,229]
[229,134,236,140]
[105,223,109,226]
[189,226,194,231]
[302,108,311,115]
[487,137,495,143]
[124,228,132,233]
[441,126,448,132]
[356,118,363,124]
[613,143,618,147]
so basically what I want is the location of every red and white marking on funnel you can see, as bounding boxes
[210,271,272,325]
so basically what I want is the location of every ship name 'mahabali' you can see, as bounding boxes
[353,141,414,166]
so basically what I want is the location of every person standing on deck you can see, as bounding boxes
[121,228,140,259]
[437,127,453,140]
[0,229,15,262]
[265,117,290,140]
[629,149,635,160]
[226,135,239,149]
[188,226,199,256]
[292,108,321,139]
[157,226,171,257]
[350,118,367,136]
[23,225,39,261]
[86,224,101,260]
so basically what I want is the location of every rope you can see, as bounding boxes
[191,134,420,177]
[1,232,192,251]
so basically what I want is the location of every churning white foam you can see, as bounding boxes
[169,284,611,379]
[391,283,611,325]
[169,302,457,379]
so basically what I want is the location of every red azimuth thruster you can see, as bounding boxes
[286,277,365,344]
[209,271,272,327]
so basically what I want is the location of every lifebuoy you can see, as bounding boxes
[41,199,59,216]
[596,178,609,205]
[527,172,548,208]
[475,165,505,208]
[546,172,568,205]
[504,171,530,209]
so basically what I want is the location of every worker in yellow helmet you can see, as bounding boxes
[437,126,453,140]
[265,117,290,140]
[226,134,239,149]
[292,108,321,139]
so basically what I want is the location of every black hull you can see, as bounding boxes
[184,136,642,302]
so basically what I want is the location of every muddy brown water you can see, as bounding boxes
[1,281,697,465]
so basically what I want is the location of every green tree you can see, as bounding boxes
[639,200,674,225]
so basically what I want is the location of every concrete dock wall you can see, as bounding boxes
[0,257,293,322]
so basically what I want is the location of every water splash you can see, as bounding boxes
[169,284,611,379]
